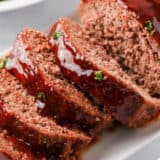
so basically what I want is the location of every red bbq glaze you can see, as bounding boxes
[49,21,160,126]
[7,52,49,111]
[6,32,101,133]
[120,0,160,44]
[6,35,77,121]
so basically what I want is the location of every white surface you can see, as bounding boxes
[0,0,45,12]
[83,122,160,160]
[0,0,79,52]
[0,0,160,160]
[126,133,160,160]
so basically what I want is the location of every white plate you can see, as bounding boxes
[0,0,45,12]
[83,122,160,160]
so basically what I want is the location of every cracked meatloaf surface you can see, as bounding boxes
[48,17,160,128]
[0,68,90,160]
[0,129,37,160]
[6,28,113,135]
[79,0,160,98]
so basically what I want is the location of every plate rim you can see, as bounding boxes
[0,0,45,13]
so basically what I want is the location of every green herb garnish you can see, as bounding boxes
[94,71,103,81]
[0,57,8,68]
[144,20,156,35]
[37,92,46,101]
[52,32,61,40]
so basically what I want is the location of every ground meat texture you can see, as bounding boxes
[6,28,113,135]
[79,0,160,98]
[0,68,90,160]
[49,18,160,128]
[0,129,38,160]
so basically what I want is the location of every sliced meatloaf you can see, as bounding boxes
[48,18,160,128]
[6,28,112,135]
[0,68,90,160]
[79,0,160,100]
[0,129,37,160]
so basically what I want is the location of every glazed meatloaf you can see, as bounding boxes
[0,129,37,160]
[0,68,90,159]
[48,18,160,128]
[79,1,160,105]
[6,28,112,135]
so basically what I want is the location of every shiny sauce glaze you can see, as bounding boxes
[49,22,160,126]
[6,45,47,111]
[120,0,160,44]
[6,34,99,133]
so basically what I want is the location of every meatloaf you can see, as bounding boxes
[0,68,90,160]
[6,28,112,135]
[0,129,37,160]
[48,18,160,128]
[79,1,160,104]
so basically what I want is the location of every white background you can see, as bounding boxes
[0,0,79,51]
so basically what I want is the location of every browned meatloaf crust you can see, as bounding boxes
[79,1,160,102]
[48,18,160,128]
[0,129,37,160]
[6,28,112,135]
[0,68,90,160]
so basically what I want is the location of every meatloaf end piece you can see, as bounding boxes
[48,18,160,128]
[0,129,38,160]
[6,28,112,135]
[79,0,160,100]
[0,68,90,159]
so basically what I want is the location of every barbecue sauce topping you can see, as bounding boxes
[6,42,82,123]
[6,37,63,116]
[6,45,47,111]
[49,22,144,125]
[120,0,160,44]
[5,31,99,133]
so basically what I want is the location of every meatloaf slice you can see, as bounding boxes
[79,0,160,99]
[6,28,112,135]
[0,68,90,160]
[48,18,160,128]
[0,129,38,160]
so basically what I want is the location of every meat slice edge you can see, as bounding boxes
[48,18,160,127]
[6,28,113,135]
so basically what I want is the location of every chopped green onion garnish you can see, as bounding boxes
[94,71,103,81]
[0,57,8,68]
[144,20,156,35]
[144,20,153,31]
[52,32,61,40]
[37,92,46,101]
